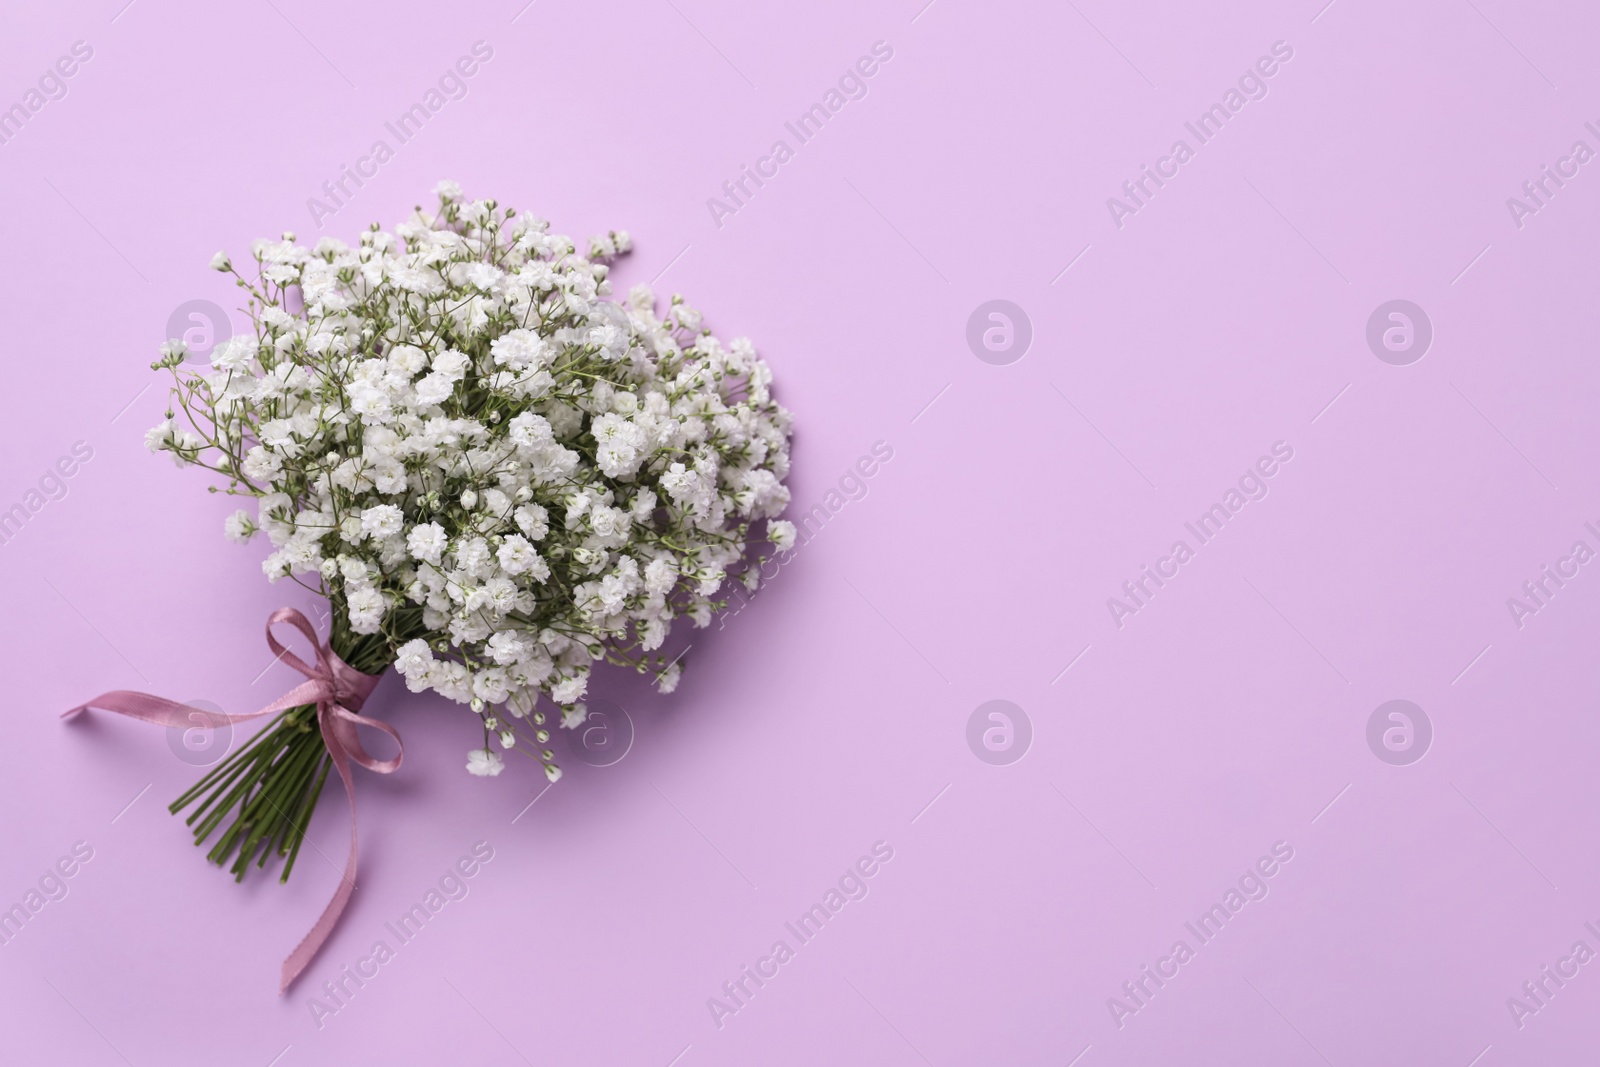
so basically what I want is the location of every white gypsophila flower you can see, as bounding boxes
[466,748,504,777]
[149,183,792,782]
[394,638,433,677]
[211,336,257,372]
[144,420,174,453]
[346,586,387,634]
[550,676,587,704]
[407,522,448,564]
[768,519,797,551]
[656,663,682,694]
[223,510,256,544]
[360,504,403,539]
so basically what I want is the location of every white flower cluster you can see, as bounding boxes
[149,181,795,779]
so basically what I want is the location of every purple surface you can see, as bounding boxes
[2,0,1598,1063]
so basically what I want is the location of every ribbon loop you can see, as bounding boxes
[264,607,327,687]
[65,606,398,995]
[324,705,403,775]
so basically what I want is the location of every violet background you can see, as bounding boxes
[1,0,1598,1063]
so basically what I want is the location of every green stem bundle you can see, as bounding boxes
[168,618,395,884]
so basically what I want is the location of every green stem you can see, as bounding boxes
[281,756,332,884]
[262,743,325,867]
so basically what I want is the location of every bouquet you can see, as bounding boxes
[69,181,796,989]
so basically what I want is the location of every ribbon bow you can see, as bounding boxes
[64,607,401,993]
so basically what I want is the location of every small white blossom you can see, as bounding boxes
[514,504,549,540]
[466,748,504,777]
[211,336,256,372]
[551,676,588,704]
[657,663,682,693]
[407,522,448,564]
[394,639,433,678]
[144,420,174,453]
[347,587,387,634]
[223,510,256,543]
[496,535,548,580]
[361,504,403,539]
[768,519,797,551]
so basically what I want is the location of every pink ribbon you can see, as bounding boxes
[63,607,401,994]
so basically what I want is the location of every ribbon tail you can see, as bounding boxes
[280,708,362,996]
[65,681,332,728]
